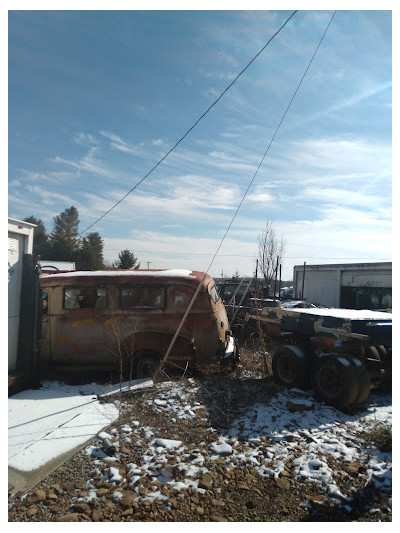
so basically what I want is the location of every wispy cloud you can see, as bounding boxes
[26,185,75,206]
[300,187,391,211]
[100,131,142,156]
[78,173,239,225]
[51,147,114,178]
[73,132,98,146]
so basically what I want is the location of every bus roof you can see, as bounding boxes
[40,269,212,286]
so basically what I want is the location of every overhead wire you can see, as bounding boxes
[101,248,389,261]
[203,11,337,275]
[76,10,299,237]
[159,11,337,369]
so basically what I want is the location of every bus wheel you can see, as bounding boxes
[347,357,371,404]
[272,345,309,389]
[133,351,161,379]
[311,354,359,408]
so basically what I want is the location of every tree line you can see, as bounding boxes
[24,206,140,271]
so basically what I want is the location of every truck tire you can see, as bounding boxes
[272,345,310,389]
[311,354,359,408]
[347,357,371,404]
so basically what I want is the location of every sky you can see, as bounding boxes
[8,7,392,280]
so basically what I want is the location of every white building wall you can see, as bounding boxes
[293,262,391,308]
[294,267,340,307]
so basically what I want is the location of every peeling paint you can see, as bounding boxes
[105,317,120,328]
[55,333,70,343]
[72,319,95,327]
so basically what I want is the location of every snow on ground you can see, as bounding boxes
[8,380,151,473]
[9,376,392,513]
[77,379,391,512]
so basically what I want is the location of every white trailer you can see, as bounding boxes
[293,262,392,310]
[8,218,36,373]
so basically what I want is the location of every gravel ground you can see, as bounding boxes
[8,363,392,523]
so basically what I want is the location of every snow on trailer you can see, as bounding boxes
[246,306,392,409]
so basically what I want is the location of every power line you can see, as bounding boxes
[77,10,299,237]
[203,11,337,276]
[102,248,390,261]
[160,11,337,369]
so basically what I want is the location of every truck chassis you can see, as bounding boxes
[246,306,392,408]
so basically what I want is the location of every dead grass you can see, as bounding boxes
[363,423,392,453]
[239,348,272,375]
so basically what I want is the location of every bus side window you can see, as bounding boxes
[64,288,107,309]
[120,287,165,309]
[65,289,80,309]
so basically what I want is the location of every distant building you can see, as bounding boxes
[293,262,392,310]
[39,260,76,275]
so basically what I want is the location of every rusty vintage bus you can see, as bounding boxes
[40,269,236,377]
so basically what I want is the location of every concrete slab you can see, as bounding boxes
[8,379,152,494]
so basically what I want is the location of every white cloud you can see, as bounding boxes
[78,173,239,226]
[102,231,258,278]
[100,131,142,156]
[73,132,98,146]
[300,187,391,210]
[26,185,75,206]
[50,142,118,178]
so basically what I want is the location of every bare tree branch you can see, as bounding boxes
[257,220,285,295]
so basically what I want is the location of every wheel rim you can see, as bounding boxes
[317,365,342,398]
[276,353,296,384]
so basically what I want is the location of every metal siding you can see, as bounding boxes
[303,269,339,307]
[8,235,23,372]
[341,269,392,287]
[293,263,392,308]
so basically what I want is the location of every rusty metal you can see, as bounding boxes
[40,269,235,373]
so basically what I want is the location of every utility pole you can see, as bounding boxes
[146,261,152,270]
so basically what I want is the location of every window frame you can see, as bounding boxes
[119,285,166,310]
[63,286,108,310]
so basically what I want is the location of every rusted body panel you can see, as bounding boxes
[40,269,234,372]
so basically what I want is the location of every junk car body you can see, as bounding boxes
[40,269,236,376]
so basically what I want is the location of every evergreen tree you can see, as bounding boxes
[49,206,80,261]
[23,216,51,258]
[112,249,140,270]
[76,232,105,270]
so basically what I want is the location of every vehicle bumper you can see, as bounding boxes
[221,333,237,364]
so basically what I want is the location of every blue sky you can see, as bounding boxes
[8,8,392,279]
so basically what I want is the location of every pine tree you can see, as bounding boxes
[232,270,241,280]
[24,216,51,258]
[112,249,140,270]
[76,232,105,270]
[49,206,80,261]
